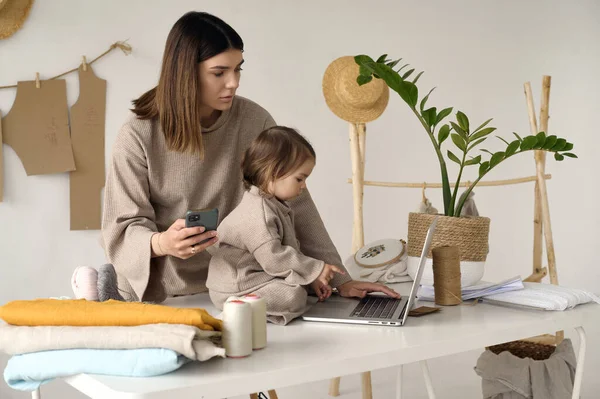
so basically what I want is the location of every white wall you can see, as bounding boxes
[1,1,599,398]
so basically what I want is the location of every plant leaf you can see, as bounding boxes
[496,136,510,145]
[470,127,496,141]
[479,161,489,176]
[465,155,482,166]
[419,87,436,112]
[359,65,372,77]
[402,68,415,79]
[387,59,401,68]
[520,136,538,151]
[481,149,494,155]
[489,151,505,168]
[505,140,520,156]
[412,71,424,84]
[467,137,487,152]
[358,61,419,108]
[354,55,375,66]
[435,107,453,126]
[376,54,388,63]
[473,118,493,133]
[456,111,470,133]
[551,138,567,152]
[451,133,467,152]
[513,132,523,142]
[450,122,467,140]
[397,64,409,73]
[542,135,558,150]
[422,107,437,127]
[447,150,461,164]
[438,124,450,145]
[562,152,578,158]
[563,142,574,151]
[554,153,564,161]
[534,132,547,149]
[356,75,373,85]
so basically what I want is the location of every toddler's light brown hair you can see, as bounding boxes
[242,126,316,192]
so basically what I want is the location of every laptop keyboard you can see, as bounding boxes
[350,296,400,319]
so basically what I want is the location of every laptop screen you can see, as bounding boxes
[401,216,438,325]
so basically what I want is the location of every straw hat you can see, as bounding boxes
[0,0,34,40]
[322,56,389,123]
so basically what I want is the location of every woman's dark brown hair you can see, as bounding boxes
[132,12,243,158]
[242,126,316,193]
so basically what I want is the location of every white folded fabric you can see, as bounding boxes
[0,323,224,361]
[360,261,412,283]
[483,282,600,310]
[345,254,412,284]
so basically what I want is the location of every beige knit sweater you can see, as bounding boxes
[102,96,350,302]
[207,186,330,294]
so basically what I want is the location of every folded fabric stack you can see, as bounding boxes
[0,299,225,391]
[418,276,525,302]
[482,282,600,310]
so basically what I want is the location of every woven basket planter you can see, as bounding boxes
[406,212,490,287]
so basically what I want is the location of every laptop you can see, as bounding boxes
[302,216,438,327]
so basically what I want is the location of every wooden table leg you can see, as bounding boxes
[329,377,341,396]
[361,371,373,399]
[249,394,259,399]
[267,390,279,399]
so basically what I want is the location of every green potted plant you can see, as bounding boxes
[354,54,577,286]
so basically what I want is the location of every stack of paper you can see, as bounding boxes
[482,282,600,310]
[418,276,524,302]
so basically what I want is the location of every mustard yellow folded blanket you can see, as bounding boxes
[0,299,222,331]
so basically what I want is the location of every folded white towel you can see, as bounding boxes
[483,282,600,310]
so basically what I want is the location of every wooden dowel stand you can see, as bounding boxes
[524,76,563,343]
[330,122,373,399]
[348,174,551,188]
[523,267,548,282]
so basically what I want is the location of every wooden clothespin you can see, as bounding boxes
[82,56,88,72]
[35,72,40,89]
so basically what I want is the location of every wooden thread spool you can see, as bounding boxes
[432,246,462,306]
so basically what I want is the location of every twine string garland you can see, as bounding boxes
[0,40,132,90]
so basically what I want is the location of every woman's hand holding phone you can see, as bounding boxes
[157,219,218,259]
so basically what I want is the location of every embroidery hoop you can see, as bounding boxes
[354,239,406,269]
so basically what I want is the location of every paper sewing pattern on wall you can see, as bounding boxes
[0,40,131,229]
[0,71,107,230]
[2,79,76,176]
[69,64,107,230]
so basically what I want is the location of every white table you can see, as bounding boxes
[60,283,596,399]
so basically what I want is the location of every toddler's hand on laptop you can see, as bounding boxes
[310,280,332,301]
[310,264,344,301]
[317,264,345,285]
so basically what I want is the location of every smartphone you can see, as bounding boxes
[185,208,219,244]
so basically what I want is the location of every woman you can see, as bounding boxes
[102,11,398,303]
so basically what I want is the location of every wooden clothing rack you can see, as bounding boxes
[328,76,561,399]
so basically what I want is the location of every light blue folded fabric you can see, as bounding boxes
[4,348,190,391]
